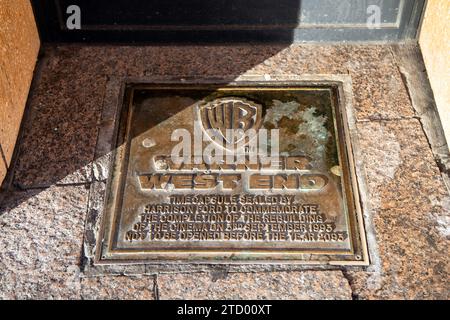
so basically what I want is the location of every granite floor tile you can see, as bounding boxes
[0,270,82,300]
[13,125,98,188]
[350,67,413,120]
[138,45,287,78]
[0,185,89,299]
[349,119,449,300]
[81,275,156,300]
[12,70,107,187]
[158,271,352,300]
[41,46,149,78]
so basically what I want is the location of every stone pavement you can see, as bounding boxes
[0,43,448,299]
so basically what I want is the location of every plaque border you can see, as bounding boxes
[94,75,370,266]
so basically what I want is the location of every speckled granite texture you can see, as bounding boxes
[0,43,448,300]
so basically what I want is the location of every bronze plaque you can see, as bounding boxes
[97,82,368,265]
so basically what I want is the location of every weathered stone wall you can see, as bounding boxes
[0,0,40,184]
[419,0,450,150]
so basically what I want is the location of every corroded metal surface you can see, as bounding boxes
[97,83,368,265]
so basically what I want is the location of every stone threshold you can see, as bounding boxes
[0,43,448,299]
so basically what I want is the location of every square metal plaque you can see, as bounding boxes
[96,81,368,265]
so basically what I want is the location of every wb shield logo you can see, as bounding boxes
[199,98,263,148]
